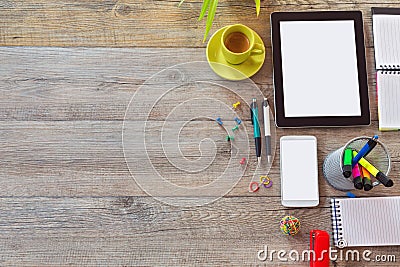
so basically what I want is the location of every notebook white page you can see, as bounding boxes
[331,197,400,247]
[373,14,400,68]
[377,72,400,130]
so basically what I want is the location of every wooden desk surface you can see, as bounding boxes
[1,1,399,266]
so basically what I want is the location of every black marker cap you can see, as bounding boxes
[353,176,363,190]
[342,165,352,178]
[363,178,373,191]
[376,172,394,187]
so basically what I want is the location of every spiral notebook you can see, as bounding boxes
[330,197,400,247]
[372,8,400,130]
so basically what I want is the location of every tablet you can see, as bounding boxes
[280,136,319,207]
[271,11,370,127]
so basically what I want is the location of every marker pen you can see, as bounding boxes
[342,148,353,178]
[352,163,363,190]
[352,135,378,167]
[360,166,373,191]
[353,151,393,187]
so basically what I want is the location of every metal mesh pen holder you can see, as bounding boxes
[323,136,391,191]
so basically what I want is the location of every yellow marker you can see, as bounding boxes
[353,151,393,187]
[354,151,378,176]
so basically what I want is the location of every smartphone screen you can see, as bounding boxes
[280,136,319,207]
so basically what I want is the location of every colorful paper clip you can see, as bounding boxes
[249,175,273,192]
[249,181,260,192]
[216,117,223,125]
[260,175,273,188]
[234,117,242,125]
[232,101,241,109]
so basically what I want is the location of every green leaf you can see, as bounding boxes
[178,0,185,7]
[198,0,211,21]
[203,0,218,42]
[254,0,260,16]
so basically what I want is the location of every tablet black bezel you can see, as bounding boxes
[271,11,370,127]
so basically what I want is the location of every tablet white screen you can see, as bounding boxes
[280,21,361,117]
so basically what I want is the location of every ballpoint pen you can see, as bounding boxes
[250,98,262,164]
[263,98,272,163]
[352,135,379,167]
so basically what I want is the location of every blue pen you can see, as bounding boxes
[250,98,262,163]
[352,135,378,167]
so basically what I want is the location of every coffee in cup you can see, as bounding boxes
[221,24,264,65]
[224,32,250,53]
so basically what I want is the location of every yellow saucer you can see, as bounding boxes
[206,26,266,81]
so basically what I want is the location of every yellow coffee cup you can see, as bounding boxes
[221,24,265,65]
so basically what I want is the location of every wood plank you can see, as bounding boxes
[0,196,398,266]
[0,120,399,197]
[0,46,383,122]
[2,1,400,266]
[0,1,399,47]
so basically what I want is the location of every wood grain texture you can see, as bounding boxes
[0,0,398,47]
[1,0,400,265]
[0,120,399,198]
[0,46,383,122]
[0,196,399,266]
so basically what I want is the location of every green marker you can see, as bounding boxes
[342,148,353,178]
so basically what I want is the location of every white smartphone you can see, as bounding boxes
[280,136,319,207]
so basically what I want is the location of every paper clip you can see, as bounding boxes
[249,181,260,192]
[249,175,273,192]
[260,175,273,188]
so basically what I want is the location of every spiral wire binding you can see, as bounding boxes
[330,198,344,247]
[380,70,400,75]
[379,64,400,74]
[379,65,400,70]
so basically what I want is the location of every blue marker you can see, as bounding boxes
[352,135,378,167]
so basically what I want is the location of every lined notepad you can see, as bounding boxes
[373,12,400,68]
[372,8,400,130]
[331,197,400,247]
[377,72,400,130]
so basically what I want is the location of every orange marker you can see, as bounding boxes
[360,166,373,191]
